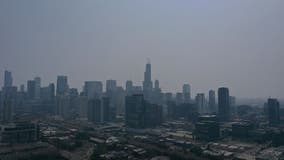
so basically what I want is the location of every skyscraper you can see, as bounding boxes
[153,80,162,104]
[84,81,96,99]
[165,92,173,102]
[56,76,69,96]
[69,88,78,97]
[209,90,216,113]
[125,94,145,128]
[125,94,162,128]
[78,96,88,119]
[34,77,41,99]
[84,81,103,99]
[2,99,13,123]
[126,80,133,96]
[93,81,103,99]
[176,92,183,105]
[143,62,153,100]
[218,87,230,121]
[40,83,55,101]
[183,84,191,103]
[27,80,36,99]
[88,99,102,123]
[114,86,126,117]
[49,83,55,100]
[154,80,160,91]
[102,97,110,122]
[106,80,117,95]
[4,70,13,88]
[229,96,236,115]
[1,85,17,124]
[20,84,25,92]
[267,98,280,125]
[55,95,70,118]
[196,93,206,114]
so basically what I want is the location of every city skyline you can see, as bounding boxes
[0,60,282,100]
[1,0,284,98]
[1,1,284,159]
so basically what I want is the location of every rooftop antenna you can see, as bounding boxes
[146,58,151,64]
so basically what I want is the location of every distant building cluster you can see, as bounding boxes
[0,62,283,150]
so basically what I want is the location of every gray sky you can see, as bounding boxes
[0,0,284,98]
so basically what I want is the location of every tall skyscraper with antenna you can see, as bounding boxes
[143,60,153,101]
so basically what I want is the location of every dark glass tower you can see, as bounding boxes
[268,98,280,125]
[218,87,230,121]
[4,70,13,88]
[27,80,36,99]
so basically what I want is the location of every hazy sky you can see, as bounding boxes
[0,0,284,98]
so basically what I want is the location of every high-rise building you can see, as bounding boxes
[196,93,206,114]
[84,81,96,99]
[2,86,17,100]
[2,99,13,123]
[34,77,41,99]
[114,86,125,117]
[20,84,25,92]
[125,94,146,128]
[88,99,102,123]
[84,81,103,99]
[27,80,36,99]
[49,83,55,100]
[40,83,55,101]
[132,86,143,95]
[1,86,17,124]
[183,84,191,103]
[102,97,110,122]
[56,76,69,96]
[93,81,103,98]
[125,94,162,128]
[106,80,117,118]
[176,92,183,105]
[106,80,117,95]
[4,70,13,88]
[154,80,160,91]
[78,96,88,119]
[218,87,230,121]
[230,96,236,116]
[55,95,70,118]
[92,81,103,98]
[1,71,14,124]
[209,90,216,113]
[86,97,111,123]
[164,92,173,102]
[0,91,2,117]
[69,88,78,97]
[143,62,153,101]
[126,80,133,96]
[267,98,280,125]
[153,80,162,104]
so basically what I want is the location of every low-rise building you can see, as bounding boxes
[195,115,220,141]
[0,122,39,144]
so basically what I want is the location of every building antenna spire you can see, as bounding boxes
[146,58,151,64]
